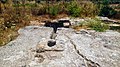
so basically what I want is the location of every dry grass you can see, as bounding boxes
[72,25,88,31]
[0,27,18,46]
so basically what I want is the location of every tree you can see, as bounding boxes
[99,0,117,17]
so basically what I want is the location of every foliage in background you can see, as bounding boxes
[73,18,109,32]
[37,4,47,15]
[99,6,117,17]
[47,4,59,16]
[80,1,99,17]
[85,18,109,32]
[67,1,81,17]
[99,0,117,17]
[0,0,31,46]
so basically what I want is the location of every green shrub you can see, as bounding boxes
[47,5,59,16]
[72,18,109,32]
[86,19,109,32]
[99,0,117,17]
[67,1,81,17]
[99,6,117,17]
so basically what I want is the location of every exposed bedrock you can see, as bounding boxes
[0,26,120,67]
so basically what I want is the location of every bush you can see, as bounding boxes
[99,0,117,17]
[85,19,109,32]
[99,6,117,17]
[67,1,81,17]
[80,1,99,17]
[47,4,59,16]
[72,18,109,32]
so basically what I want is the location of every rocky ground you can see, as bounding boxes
[0,26,120,67]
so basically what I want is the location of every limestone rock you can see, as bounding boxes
[57,28,120,67]
[0,26,53,67]
[0,26,120,67]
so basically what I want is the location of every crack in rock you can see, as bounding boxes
[64,34,101,67]
[36,49,64,53]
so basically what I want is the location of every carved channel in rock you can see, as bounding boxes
[44,20,71,33]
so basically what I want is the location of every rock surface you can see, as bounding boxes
[0,26,120,67]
